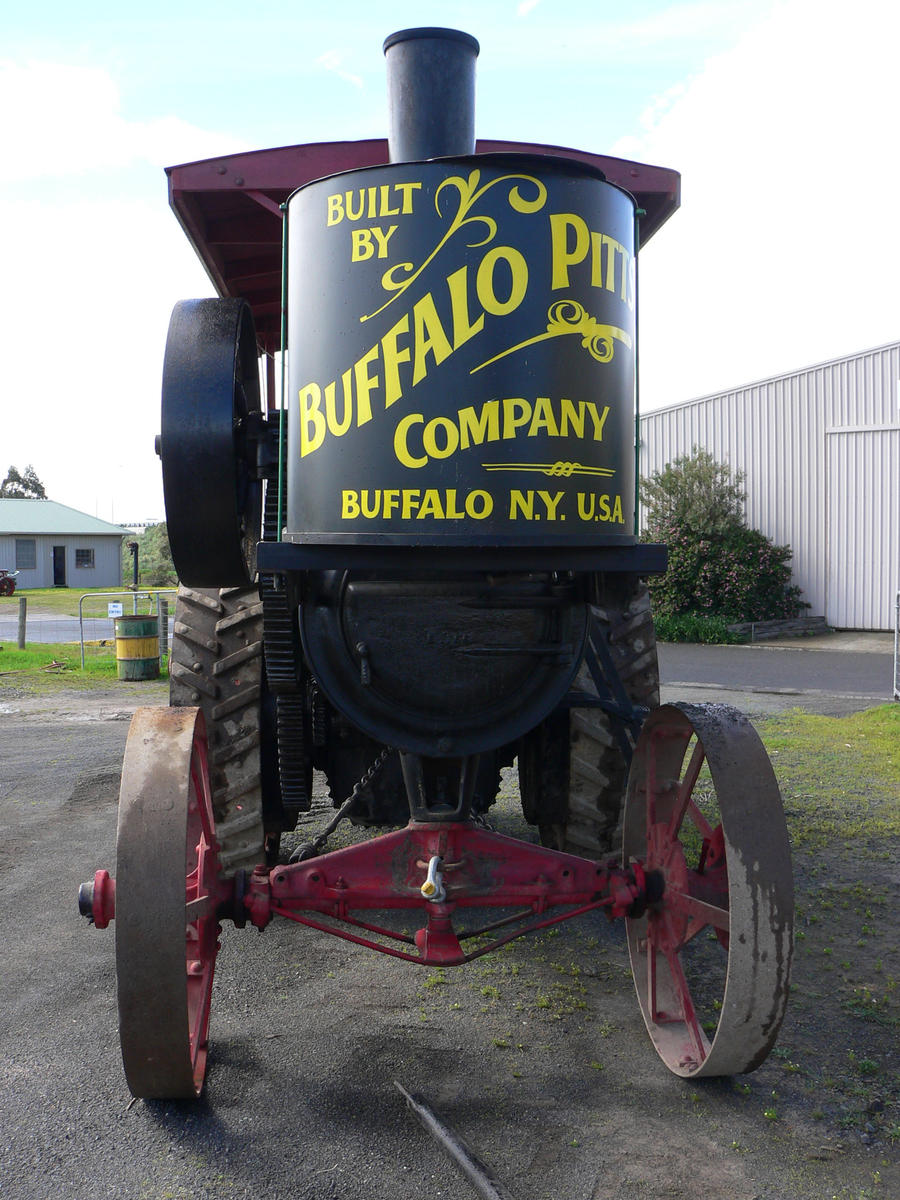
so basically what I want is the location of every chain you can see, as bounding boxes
[472,808,495,832]
[289,746,394,863]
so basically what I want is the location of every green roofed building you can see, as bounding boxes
[0,499,130,589]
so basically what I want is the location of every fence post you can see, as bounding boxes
[159,598,169,662]
[17,597,26,649]
[894,591,899,702]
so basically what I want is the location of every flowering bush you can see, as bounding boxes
[641,449,807,622]
[649,522,807,621]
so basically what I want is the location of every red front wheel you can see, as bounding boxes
[115,706,222,1098]
[623,703,793,1077]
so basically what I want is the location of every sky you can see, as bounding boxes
[3,0,898,524]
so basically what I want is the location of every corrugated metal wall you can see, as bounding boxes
[639,341,900,629]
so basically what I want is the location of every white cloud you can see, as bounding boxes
[1,193,213,520]
[0,60,232,518]
[516,0,543,15]
[316,49,364,90]
[613,0,900,406]
[0,60,247,182]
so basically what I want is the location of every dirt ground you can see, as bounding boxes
[1,679,898,1200]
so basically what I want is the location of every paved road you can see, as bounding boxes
[0,614,176,643]
[659,633,894,716]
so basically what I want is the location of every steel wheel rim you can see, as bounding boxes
[623,702,793,1078]
[116,707,221,1098]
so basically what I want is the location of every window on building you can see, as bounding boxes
[75,548,95,569]
[15,539,36,570]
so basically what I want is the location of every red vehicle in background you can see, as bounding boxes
[0,570,18,596]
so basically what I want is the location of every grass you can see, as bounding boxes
[0,640,169,688]
[1,585,174,689]
[1,585,176,618]
[759,705,900,850]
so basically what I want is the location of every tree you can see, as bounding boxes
[640,446,745,540]
[641,447,806,622]
[1,464,47,499]
[121,522,177,586]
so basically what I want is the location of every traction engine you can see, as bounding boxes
[80,28,793,1098]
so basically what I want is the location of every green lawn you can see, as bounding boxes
[0,641,169,680]
[2,585,177,618]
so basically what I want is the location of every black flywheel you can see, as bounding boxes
[160,298,263,586]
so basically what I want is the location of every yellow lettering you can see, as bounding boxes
[401,490,421,519]
[394,413,426,468]
[299,384,326,457]
[381,314,411,407]
[422,416,459,460]
[577,493,595,521]
[447,265,485,348]
[418,490,445,519]
[324,376,353,437]
[502,397,532,439]
[538,490,564,520]
[379,184,400,217]
[465,490,493,519]
[603,235,623,292]
[395,181,422,213]
[361,491,380,519]
[590,230,603,289]
[371,225,398,258]
[341,490,359,518]
[458,400,500,449]
[382,490,400,519]
[559,397,585,439]
[327,194,344,226]
[345,190,365,221]
[550,213,589,289]
[445,489,465,519]
[351,228,375,261]
[528,396,560,439]
[476,245,528,316]
[353,347,380,425]
[585,402,611,440]
[412,292,453,385]
[510,490,535,519]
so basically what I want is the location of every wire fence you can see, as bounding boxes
[0,590,177,665]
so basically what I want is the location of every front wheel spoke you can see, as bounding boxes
[186,894,216,922]
[686,799,714,841]
[661,943,707,1062]
[669,889,729,933]
[669,741,706,839]
[187,970,214,1058]
[647,938,659,1021]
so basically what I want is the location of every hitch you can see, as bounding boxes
[81,820,654,969]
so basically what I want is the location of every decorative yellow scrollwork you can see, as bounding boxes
[470,300,632,374]
[482,461,616,478]
[361,169,547,323]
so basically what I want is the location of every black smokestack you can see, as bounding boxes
[383,27,480,163]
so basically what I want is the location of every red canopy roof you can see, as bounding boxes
[167,138,680,353]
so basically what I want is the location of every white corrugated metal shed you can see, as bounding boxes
[639,341,900,630]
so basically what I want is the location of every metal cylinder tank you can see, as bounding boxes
[286,155,637,549]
